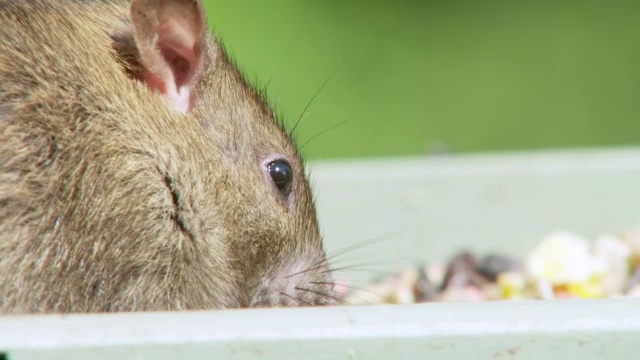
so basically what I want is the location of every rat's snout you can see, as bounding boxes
[249,258,338,307]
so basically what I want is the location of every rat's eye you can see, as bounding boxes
[267,160,293,197]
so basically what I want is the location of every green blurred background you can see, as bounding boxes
[203,0,640,160]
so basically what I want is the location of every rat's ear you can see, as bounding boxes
[130,0,207,113]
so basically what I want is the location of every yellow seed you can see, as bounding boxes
[497,272,526,300]
[565,276,605,299]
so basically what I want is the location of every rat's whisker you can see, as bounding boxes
[288,68,338,138]
[321,260,407,274]
[286,257,401,280]
[283,262,328,279]
[280,291,313,306]
[325,230,405,261]
[284,258,394,279]
[299,118,352,149]
[294,286,346,305]
[309,281,386,301]
[308,229,405,271]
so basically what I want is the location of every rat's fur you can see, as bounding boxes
[0,0,334,313]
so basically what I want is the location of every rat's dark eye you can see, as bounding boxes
[267,160,293,197]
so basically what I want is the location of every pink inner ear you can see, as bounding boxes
[157,19,199,89]
[158,42,192,88]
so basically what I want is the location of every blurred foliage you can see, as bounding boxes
[203,0,640,160]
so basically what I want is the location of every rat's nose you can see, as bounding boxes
[247,258,338,307]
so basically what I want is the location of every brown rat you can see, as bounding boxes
[0,0,336,313]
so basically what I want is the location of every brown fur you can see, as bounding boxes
[0,0,334,313]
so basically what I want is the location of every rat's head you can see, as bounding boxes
[102,0,336,309]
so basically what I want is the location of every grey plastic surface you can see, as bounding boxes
[2,146,640,359]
